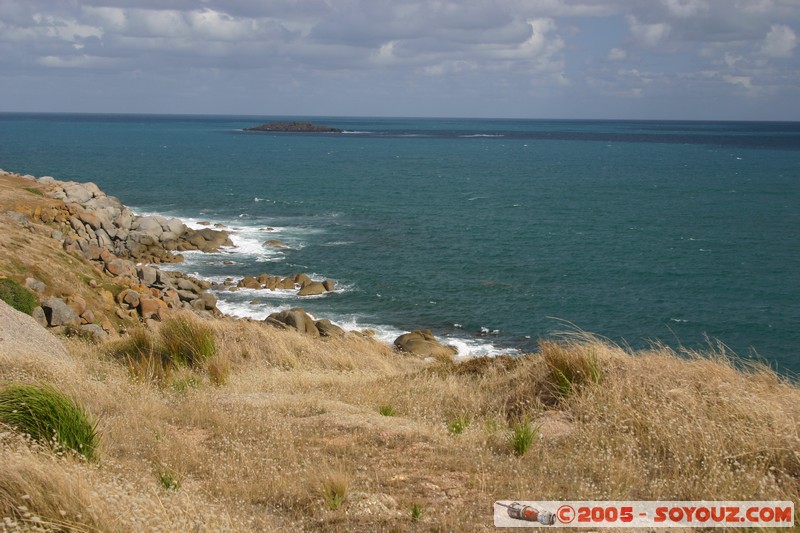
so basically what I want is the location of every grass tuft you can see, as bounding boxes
[108,316,217,385]
[159,316,216,367]
[411,502,423,520]
[378,404,396,417]
[156,465,182,491]
[320,470,349,511]
[541,340,602,399]
[0,277,38,315]
[509,419,538,456]
[22,187,44,197]
[0,383,99,461]
[207,355,231,386]
[108,328,172,384]
[447,414,471,435]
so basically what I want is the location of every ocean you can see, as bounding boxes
[1,113,798,373]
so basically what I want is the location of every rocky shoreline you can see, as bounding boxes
[0,168,456,356]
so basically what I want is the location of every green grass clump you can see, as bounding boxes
[23,187,44,197]
[0,383,99,461]
[108,328,172,384]
[320,470,349,511]
[509,419,538,456]
[378,404,396,417]
[108,317,217,385]
[447,414,471,435]
[541,341,602,399]
[0,277,38,315]
[411,503,423,520]
[159,316,216,367]
[156,465,182,491]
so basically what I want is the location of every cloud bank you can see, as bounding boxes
[0,0,798,119]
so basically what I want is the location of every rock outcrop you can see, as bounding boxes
[225,272,336,298]
[38,179,232,264]
[3,172,224,331]
[264,308,346,338]
[266,308,320,337]
[244,121,343,133]
[394,330,457,358]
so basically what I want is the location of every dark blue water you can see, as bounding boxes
[1,113,798,372]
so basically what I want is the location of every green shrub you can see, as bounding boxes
[23,187,44,197]
[0,278,38,315]
[159,316,216,367]
[378,404,396,417]
[0,383,99,461]
[509,419,538,456]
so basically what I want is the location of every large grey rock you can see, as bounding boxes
[298,281,326,296]
[135,266,157,286]
[266,308,320,337]
[31,306,48,328]
[41,298,80,327]
[0,300,70,359]
[394,330,457,358]
[315,319,345,337]
[24,277,46,294]
[63,183,93,203]
[116,209,134,231]
[80,324,108,341]
[131,216,164,236]
[163,218,186,236]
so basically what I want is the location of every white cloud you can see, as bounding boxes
[37,54,116,69]
[626,16,671,47]
[760,24,797,57]
[661,0,709,18]
[723,73,756,92]
[607,47,627,60]
[1,0,799,118]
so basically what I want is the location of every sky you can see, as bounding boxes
[1,0,799,120]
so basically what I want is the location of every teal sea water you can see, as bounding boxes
[1,114,798,372]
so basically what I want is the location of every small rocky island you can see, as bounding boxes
[244,121,343,133]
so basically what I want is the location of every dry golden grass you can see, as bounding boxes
[2,316,798,532]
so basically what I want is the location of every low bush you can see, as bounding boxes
[0,383,99,461]
[0,277,38,315]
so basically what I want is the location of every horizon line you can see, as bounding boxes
[1,110,798,124]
